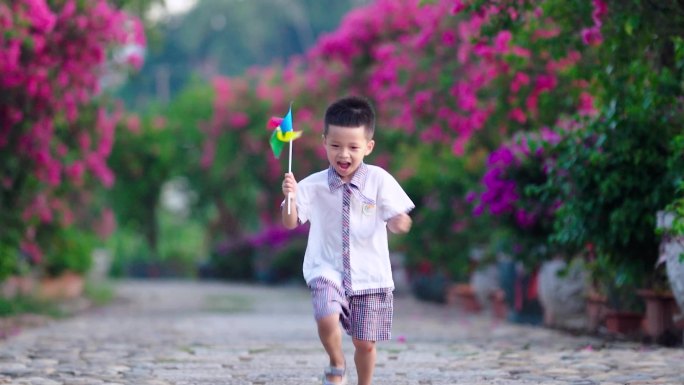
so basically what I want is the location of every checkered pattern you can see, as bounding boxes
[342,184,352,295]
[327,164,375,206]
[309,277,393,341]
[310,277,350,330]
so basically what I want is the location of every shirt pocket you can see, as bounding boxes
[354,202,379,239]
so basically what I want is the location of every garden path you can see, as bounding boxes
[0,280,683,385]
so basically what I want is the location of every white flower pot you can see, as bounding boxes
[656,211,684,328]
[537,259,587,330]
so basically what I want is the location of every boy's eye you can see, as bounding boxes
[331,144,339,148]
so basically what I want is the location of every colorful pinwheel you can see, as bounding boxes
[268,105,301,159]
[268,104,302,214]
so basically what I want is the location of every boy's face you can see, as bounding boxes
[323,124,375,183]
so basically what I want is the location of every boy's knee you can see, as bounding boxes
[352,338,375,353]
[317,313,341,332]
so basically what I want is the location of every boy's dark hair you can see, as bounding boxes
[324,96,376,138]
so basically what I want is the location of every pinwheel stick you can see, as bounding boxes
[288,139,293,214]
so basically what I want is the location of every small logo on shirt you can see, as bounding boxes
[362,204,376,216]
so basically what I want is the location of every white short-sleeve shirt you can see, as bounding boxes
[294,163,415,293]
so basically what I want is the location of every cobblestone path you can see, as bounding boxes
[1,280,683,385]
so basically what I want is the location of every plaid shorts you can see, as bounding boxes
[308,277,393,341]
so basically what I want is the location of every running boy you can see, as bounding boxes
[281,96,414,385]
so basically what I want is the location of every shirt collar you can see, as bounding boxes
[328,163,368,192]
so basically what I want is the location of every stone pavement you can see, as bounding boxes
[0,280,683,385]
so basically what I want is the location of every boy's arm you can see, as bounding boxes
[282,173,299,229]
[387,212,412,234]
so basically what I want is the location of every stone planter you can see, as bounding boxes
[604,310,643,336]
[37,271,85,300]
[663,240,684,307]
[537,259,587,330]
[656,211,684,335]
[490,289,508,320]
[470,263,500,313]
[1,275,36,299]
[637,289,680,341]
[447,283,482,313]
[586,292,608,332]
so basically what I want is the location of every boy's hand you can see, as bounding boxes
[387,213,412,234]
[282,173,297,197]
[282,173,298,229]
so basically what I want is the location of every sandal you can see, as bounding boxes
[322,364,347,385]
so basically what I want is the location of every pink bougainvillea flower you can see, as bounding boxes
[21,240,43,264]
[581,26,603,46]
[24,0,57,33]
[451,0,466,14]
[509,108,526,124]
[592,0,608,25]
[95,208,116,239]
[200,140,216,169]
[65,161,86,186]
[126,115,141,134]
[578,92,598,117]
[534,74,558,93]
[442,30,456,46]
[494,30,512,53]
[229,112,250,128]
[126,53,144,70]
[510,72,530,94]
[213,76,233,106]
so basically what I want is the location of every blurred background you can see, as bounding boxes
[2,0,684,342]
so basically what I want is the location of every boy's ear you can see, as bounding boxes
[365,139,375,155]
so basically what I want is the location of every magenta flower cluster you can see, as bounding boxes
[1,0,145,261]
[205,0,605,235]
[472,129,561,228]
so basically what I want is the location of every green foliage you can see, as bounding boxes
[668,184,684,240]
[667,128,684,239]
[157,209,206,270]
[0,244,18,281]
[83,281,115,307]
[0,204,23,281]
[107,226,154,277]
[536,1,684,302]
[0,295,63,318]
[548,121,672,259]
[547,52,682,264]
[400,144,488,281]
[493,134,564,267]
[107,210,205,277]
[585,254,647,312]
[41,227,94,277]
[108,109,179,254]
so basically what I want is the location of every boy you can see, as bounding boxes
[281,96,414,385]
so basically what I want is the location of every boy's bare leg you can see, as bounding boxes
[352,338,376,385]
[317,313,346,383]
